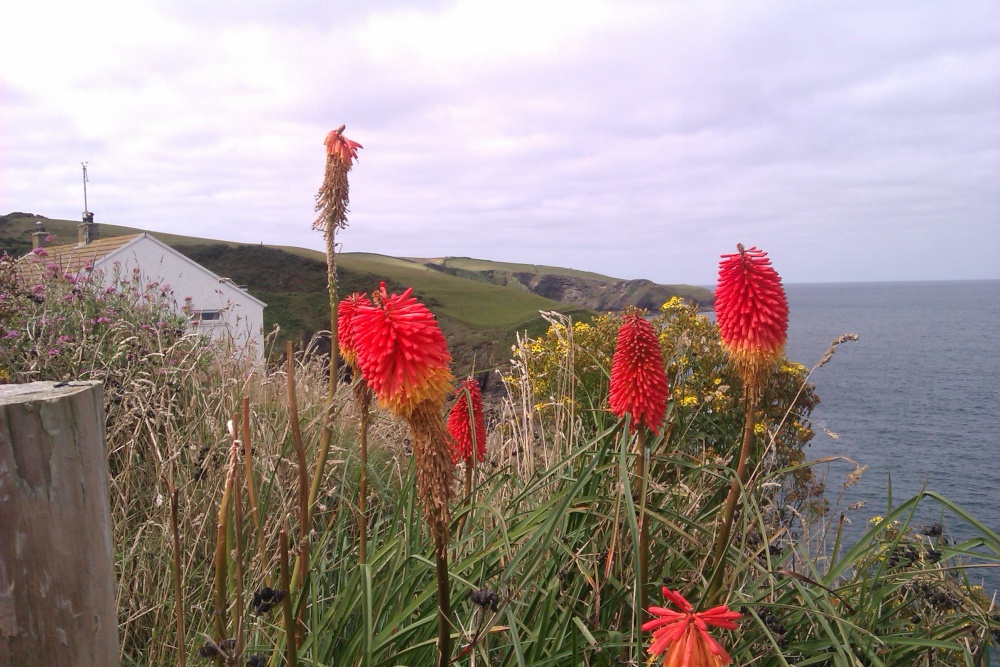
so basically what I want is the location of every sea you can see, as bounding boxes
[779,280,999,602]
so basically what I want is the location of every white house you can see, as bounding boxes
[20,221,266,362]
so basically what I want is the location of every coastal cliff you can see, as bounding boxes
[423,259,714,312]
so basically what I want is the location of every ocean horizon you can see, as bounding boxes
[776,279,998,598]
[703,279,998,598]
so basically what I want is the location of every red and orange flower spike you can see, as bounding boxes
[448,378,487,467]
[714,244,788,403]
[351,282,456,664]
[643,587,741,667]
[337,292,370,369]
[351,283,455,417]
[609,314,670,434]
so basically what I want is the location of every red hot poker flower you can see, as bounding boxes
[337,292,370,368]
[351,283,454,417]
[324,126,363,166]
[714,244,788,401]
[609,314,669,434]
[447,378,487,467]
[643,587,741,667]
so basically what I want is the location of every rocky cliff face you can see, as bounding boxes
[427,264,713,312]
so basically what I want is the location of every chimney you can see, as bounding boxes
[78,211,99,245]
[32,221,48,249]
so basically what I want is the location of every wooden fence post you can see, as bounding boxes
[0,381,119,666]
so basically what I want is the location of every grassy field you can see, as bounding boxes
[424,256,623,282]
[423,255,715,309]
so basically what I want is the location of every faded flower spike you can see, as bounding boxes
[643,587,741,666]
[609,314,669,434]
[448,378,487,466]
[314,125,362,234]
[351,282,454,417]
[714,244,788,402]
[324,125,363,165]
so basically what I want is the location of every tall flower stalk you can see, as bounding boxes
[352,283,456,666]
[283,127,362,632]
[447,377,487,537]
[307,125,362,529]
[338,292,373,562]
[608,313,669,619]
[706,244,788,603]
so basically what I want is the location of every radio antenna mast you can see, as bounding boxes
[82,162,90,213]
[81,162,94,224]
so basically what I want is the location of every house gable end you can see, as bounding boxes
[95,234,266,308]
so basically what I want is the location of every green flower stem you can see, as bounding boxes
[289,262,340,595]
[456,462,473,540]
[359,398,370,564]
[279,529,297,667]
[435,540,451,667]
[285,343,310,592]
[636,428,649,619]
[327,247,340,395]
[706,400,757,605]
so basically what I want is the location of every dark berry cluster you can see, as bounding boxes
[746,606,788,650]
[251,586,287,615]
[198,638,235,658]
[470,587,499,612]
[887,544,920,569]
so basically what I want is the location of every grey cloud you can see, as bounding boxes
[2,1,997,286]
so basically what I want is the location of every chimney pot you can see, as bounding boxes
[78,212,99,245]
[32,221,48,250]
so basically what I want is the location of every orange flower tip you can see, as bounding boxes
[661,587,694,612]
[324,126,363,164]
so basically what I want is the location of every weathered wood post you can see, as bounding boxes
[0,381,119,666]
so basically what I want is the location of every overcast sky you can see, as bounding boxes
[2,1,997,285]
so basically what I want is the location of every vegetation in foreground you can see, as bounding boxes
[2,247,997,666]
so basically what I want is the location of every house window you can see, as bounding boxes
[192,310,221,323]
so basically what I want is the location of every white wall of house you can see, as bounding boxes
[97,235,266,362]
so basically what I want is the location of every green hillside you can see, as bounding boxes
[420,256,714,311]
[424,256,620,282]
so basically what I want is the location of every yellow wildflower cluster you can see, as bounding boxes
[678,393,699,408]
[503,299,825,518]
